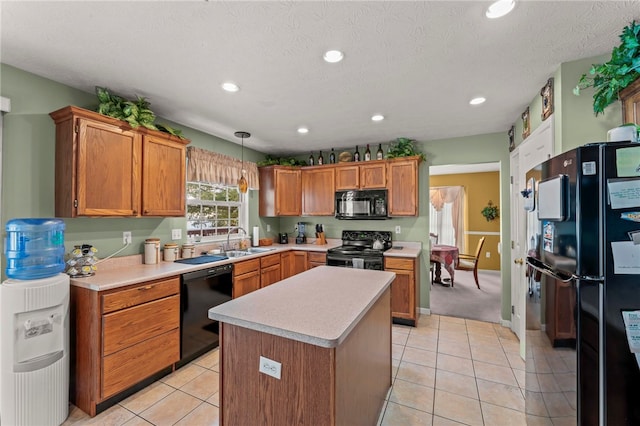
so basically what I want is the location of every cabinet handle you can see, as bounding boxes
[138,285,153,291]
[133,210,137,215]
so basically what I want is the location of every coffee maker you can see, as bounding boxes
[295,222,307,244]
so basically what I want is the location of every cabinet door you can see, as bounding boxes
[360,162,386,189]
[275,169,302,216]
[388,269,415,320]
[142,134,186,216]
[261,264,281,288]
[234,271,260,298]
[307,252,326,269]
[302,168,335,216]
[388,158,419,216]
[335,165,360,190]
[292,251,308,276]
[75,118,141,216]
[621,78,640,125]
[281,252,294,280]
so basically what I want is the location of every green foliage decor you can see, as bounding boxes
[481,201,499,222]
[386,137,426,161]
[95,86,185,138]
[573,21,640,116]
[257,155,306,167]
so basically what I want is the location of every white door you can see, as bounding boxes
[510,116,554,358]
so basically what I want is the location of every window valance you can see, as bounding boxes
[186,146,260,190]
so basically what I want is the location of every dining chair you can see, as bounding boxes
[429,233,438,282]
[455,236,485,289]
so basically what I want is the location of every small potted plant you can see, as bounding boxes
[573,20,640,116]
[481,201,499,222]
[386,137,426,161]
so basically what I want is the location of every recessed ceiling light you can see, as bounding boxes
[221,82,239,92]
[486,0,515,19]
[323,50,344,63]
[371,114,385,122]
[297,127,309,134]
[469,97,486,105]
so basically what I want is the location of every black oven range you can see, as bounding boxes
[326,230,392,270]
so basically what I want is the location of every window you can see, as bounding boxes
[186,182,248,241]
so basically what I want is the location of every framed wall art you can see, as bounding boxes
[508,125,515,152]
[541,78,554,120]
[522,107,530,139]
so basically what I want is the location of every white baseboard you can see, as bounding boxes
[419,307,431,316]
[500,319,511,328]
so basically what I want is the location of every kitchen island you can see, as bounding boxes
[208,265,395,426]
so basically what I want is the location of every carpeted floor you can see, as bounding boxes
[429,269,502,323]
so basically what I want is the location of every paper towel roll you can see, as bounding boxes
[253,226,259,246]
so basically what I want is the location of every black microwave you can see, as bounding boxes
[335,189,389,220]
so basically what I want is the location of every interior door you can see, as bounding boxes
[510,116,554,358]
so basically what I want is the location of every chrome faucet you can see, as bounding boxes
[226,227,247,252]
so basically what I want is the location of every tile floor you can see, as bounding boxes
[63,314,534,426]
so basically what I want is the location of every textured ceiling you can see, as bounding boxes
[1,1,638,155]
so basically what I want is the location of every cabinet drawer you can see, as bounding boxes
[233,258,260,276]
[102,277,179,314]
[260,253,280,268]
[102,328,179,399]
[384,257,414,271]
[308,252,326,264]
[103,295,179,356]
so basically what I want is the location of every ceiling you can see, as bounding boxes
[1,1,637,156]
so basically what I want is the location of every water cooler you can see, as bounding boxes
[1,218,69,426]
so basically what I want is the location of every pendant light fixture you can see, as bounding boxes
[235,131,250,194]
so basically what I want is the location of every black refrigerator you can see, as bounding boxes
[526,141,640,426]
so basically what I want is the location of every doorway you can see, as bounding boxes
[428,162,502,323]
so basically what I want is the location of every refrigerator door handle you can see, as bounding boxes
[526,256,576,282]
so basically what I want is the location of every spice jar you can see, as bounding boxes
[163,243,178,262]
[181,243,195,259]
[144,238,160,264]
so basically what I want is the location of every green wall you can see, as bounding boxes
[1,52,631,322]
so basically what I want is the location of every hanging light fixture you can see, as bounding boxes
[235,131,250,194]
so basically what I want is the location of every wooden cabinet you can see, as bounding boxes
[384,257,420,325]
[292,251,308,275]
[620,77,640,125]
[307,252,327,269]
[70,276,180,416]
[280,251,294,280]
[233,258,261,298]
[545,278,576,347]
[302,166,335,216]
[260,253,281,288]
[335,161,386,190]
[259,166,302,216]
[49,106,189,217]
[387,157,420,216]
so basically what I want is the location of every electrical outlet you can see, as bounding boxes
[259,356,281,379]
[123,231,132,244]
[486,251,491,258]
[171,229,182,240]
[395,226,401,234]
[266,224,271,232]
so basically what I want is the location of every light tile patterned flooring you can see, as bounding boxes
[63,314,529,426]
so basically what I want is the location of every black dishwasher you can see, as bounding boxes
[178,263,233,367]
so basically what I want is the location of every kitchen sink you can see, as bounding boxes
[225,250,249,258]
[246,247,276,253]
[225,247,276,258]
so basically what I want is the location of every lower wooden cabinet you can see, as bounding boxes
[233,258,261,298]
[384,257,420,325]
[70,276,180,416]
[292,251,308,275]
[545,277,576,347]
[308,252,327,269]
[260,253,281,288]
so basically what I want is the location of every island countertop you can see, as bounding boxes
[208,265,395,348]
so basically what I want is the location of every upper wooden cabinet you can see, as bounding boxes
[301,166,335,216]
[49,106,189,217]
[259,166,302,216]
[620,78,640,125]
[335,161,386,190]
[387,157,420,216]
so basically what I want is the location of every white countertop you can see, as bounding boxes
[208,265,395,348]
[70,240,420,291]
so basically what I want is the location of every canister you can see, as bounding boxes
[181,243,195,259]
[163,243,178,262]
[144,238,160,264]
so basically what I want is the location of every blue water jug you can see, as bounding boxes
[4,218,66,280]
